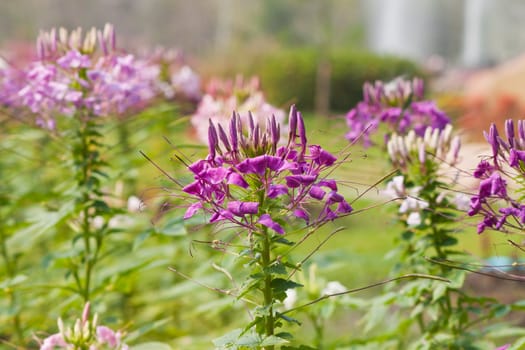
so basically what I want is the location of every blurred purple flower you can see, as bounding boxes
[346,77,451,147]
[11,25,161,129]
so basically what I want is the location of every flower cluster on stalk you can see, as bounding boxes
[183,105,352,234]
[7,24,160,129]
[387,124,461,173]
[346,77,450,147]
[39,303,127,350]
[190,76,286,144]
[468,120,525,233]
[384,125,463,226]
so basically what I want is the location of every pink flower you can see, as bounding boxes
[40,334,67,350]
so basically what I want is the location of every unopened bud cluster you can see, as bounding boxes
[387,124,461,171]
[363,77,424,107]
[37,24,116,59]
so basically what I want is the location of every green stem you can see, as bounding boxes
[261,228,274,350]
[80,122,92,302]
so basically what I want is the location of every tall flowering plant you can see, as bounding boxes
[345,78,518,348]
[179,105,352,348]
[10,25,159,305]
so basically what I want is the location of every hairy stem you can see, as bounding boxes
[261,228,274,350]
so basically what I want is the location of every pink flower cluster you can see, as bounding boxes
[469,120,525,233]
[190,76,285,144]
[346,77,450,147]
[40,303,128,350]
[183,105,352,234]
[0,25,203,130]
[5,24,159,129]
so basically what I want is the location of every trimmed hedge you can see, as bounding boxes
[204,48,425,113]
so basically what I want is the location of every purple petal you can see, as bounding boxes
[337,201,353,214]
[183,181,202,196]
[285,175,317,188]
[317,179,337,191]
[308,145,337,167]
[204,167,228,184]
[184,202,203,219]
[227,201,259,216]
[509,149,525,168]
[326,191,345,204]
[210,209,234,223]
[293,208,309,223]
[227,172,249,188]
[309,186,326,200]
[259,214,284,234]
[268,185,288,198]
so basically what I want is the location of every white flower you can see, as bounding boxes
[283,289,297,309]
[92,216,105,229]
[454,193,471,211]
[127,196,143,212]
[321,281,347,296]
[407,212,422,226]
[383,175,405,198]
[399,196,429,214]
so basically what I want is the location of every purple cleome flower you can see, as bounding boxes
[469,120,525,233]
[345,77,451,147]
[182,105,352,234]
[6,24,160,129]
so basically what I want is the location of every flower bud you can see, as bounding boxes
[217,123,231,152]
[81,302,90,325]
[208,119,218,159]
[103,23,116,51]
[505,119,515,148]
[288,106,298,143]
[418,141,426,164]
